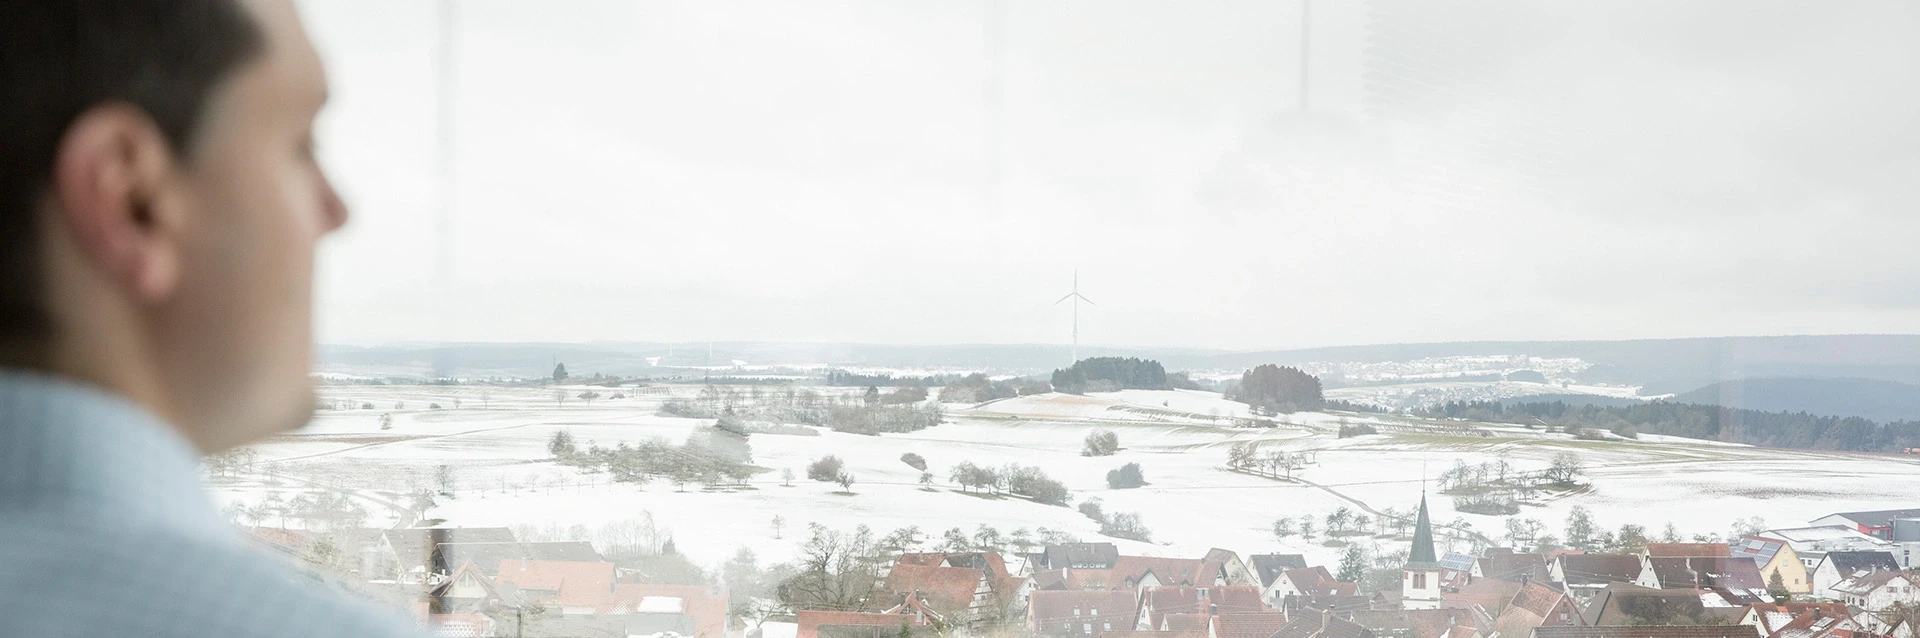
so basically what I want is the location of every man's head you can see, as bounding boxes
[0,0,347,451]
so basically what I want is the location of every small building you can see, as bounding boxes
[1044,543,1122,570]
[1278,566,1359,601]
[1829,571,1920,611]
[1251,554,1311,605]
[1809,550,1900,600]
[1578,583,1744,627]
[1029,589,1139,637]
[1730,536,1810,595]
[883,563,993,625]
[1489,581,1580,638]
[1736,602,1854,638]
[797,593,941,638]
[1476,550,1552,585]
[1548,554,1645,604]
[1638,556,1767,593]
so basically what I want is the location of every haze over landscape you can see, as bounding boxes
[299,0,1920,350]
[192,3,1920,637]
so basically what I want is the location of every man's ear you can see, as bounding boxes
[50,103,186,303]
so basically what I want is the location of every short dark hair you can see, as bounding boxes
[0,1,264,362]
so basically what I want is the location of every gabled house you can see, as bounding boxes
[425,561,531,616]
[491,559,617,615]
[1548,555,1645,604]
[1274,611,1376,638]
[1202,548,1262,588]
[1490,581,1581,638]
[1639,556,1767,593]
[1045,543,1122,570]
[1478,551,1551,586]
[1578,583,1743,627]
[1445,578,1524,616]
[883,563,993,624]
[1440,553,1479,592]
[1133,585,1267,631]
[598,582,731,638]
[1731,536,1811,595]
[433,541,603,577]
[1277,566,1360,600]
[1737,602,1855,638]
[1830,570,1920,611]
[1253,554,1311,605]
[380,526,516,580]
[798,592,941,638]
[1854,607,1918,638]
[1346,608,1487,638]
[1030,589,1139,637]
[1810,551,1900,600]
[1114,557,1209,590]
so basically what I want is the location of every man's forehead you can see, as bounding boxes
[235,0,329,108]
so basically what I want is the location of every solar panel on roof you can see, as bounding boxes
[1439,553,1476,571]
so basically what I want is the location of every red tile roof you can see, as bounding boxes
[1105,631,1210,638]
[1142,587,1203,628]
[1511,581,1569,618]
[1030,590,1139,634]
[601,583,730,638]
[884,564,985,616]
[491,559,615,607]
[1347,609,1485,638]
[797,609,930,638]
[1165,614,1211,631]
[1213,613,1292,638]
[1117,556,1209,587]
[1213,586,1268,614]
[1283,567,1359,596]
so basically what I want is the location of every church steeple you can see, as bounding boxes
[1402,491,1443,609]
[1407,492,1438,569]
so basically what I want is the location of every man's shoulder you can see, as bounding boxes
[0,513,423,637]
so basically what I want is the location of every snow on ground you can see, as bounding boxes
[1326,380,1647,411]
[211,384,1920,573]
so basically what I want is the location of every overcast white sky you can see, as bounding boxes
[297,0,1920,351]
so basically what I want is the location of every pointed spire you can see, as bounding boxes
[1407,492,1439,569]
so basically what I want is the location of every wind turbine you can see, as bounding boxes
[1053,271,1096,366]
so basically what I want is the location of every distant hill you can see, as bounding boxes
[1184,335,1920,395]
[317,335,1920,393]
[1672,377,1920,423]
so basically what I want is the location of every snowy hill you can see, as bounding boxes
[212,383,1920,575]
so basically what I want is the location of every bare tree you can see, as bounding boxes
[779,524,883,611]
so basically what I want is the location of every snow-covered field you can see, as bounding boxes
[212,383,1920,573]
